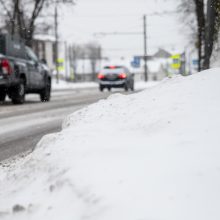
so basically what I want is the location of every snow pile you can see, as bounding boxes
[0,68,220,220]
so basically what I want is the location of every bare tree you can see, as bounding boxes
[0,0,75,46]
[69,43,102,81]
[69,44,85,81]
[193,0,206,71]
[86,43,102,81]
[180,0,220,70]
[178,0,204,71]
[203,0,220,69]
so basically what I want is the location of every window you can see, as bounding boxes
[25,46,39,62]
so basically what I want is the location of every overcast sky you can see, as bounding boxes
[59,0,188,59]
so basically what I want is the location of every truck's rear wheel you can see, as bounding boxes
[11,79,25,104]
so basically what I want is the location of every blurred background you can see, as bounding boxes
[0,0,219,83]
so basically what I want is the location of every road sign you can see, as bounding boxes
[131,56,141,68]
[57,58,64,71]
[192,59,198,66]
[171,54,181,69]
[131,61,139,68]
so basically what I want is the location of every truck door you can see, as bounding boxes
[25,46,44,88]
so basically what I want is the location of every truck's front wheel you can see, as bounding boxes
[0,90,6,102]
[40,79,51,102]
[11,79,25,104]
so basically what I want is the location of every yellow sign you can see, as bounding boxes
[171,54,181,69]
[56,58,64,71]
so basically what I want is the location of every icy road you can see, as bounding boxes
[0,88,113,161]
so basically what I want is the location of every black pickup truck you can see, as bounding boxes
[0,34,51,104]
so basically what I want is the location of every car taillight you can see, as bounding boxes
[97,73,105,79]
[118,73,127,79]
[1,59,12,75]
[109,66,116,69]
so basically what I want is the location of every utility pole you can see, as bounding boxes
[55,5,59,84]
[143,14,148,81]
[65,41,69,81]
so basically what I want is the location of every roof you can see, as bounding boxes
[153,48,172,59]
[34,34,56,42]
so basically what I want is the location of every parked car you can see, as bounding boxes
[97,66,134,91]
[0,34,51,104]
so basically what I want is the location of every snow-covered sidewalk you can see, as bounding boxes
[51,79,98,90]
[51,78,158,91]
[0,68,220,220]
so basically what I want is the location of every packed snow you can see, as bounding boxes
[0,68,220,220]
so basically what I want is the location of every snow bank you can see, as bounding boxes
[0,68,220,220]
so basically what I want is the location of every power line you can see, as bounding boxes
[143,15,148,81]
[55,5,59,84]
[102,48,143,51]
[93,32,143,37]
[68,10,178,18]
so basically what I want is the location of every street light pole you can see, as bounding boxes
[143,14,148,81]
[55,4,59,84]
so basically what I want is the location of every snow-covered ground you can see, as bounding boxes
[52,79,98,90]
[0,68,220,220]
[52,78,158,91]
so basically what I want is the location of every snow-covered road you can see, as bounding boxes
[0,81,154,161]
[0,88,112,161]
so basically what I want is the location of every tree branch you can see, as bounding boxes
[0,0,13,20]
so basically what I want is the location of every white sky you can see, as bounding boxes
[59,0,188,59]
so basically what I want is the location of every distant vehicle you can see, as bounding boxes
[97,66,134,92]
[0,34,51,104]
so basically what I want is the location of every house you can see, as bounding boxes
[131,48,172,81]
[32,35,56,71]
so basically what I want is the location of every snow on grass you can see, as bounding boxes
[0,69,220,220]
